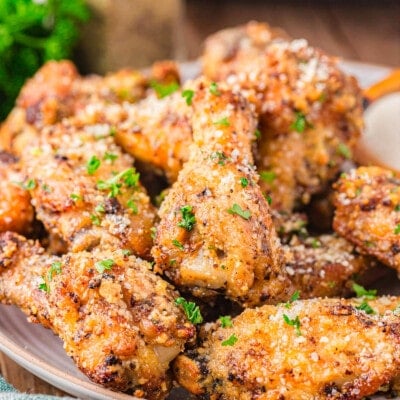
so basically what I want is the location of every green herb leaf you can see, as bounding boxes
[127,199,138,214]
[95,259,115,273]
[22,179,36,190]
[355,301,376,315]
[283,314,302,335]
[290,112,312,133]
[264,193,272,205]
[221,334,238,346]
[38,276,49,293]
[150,80,179,98]
[352,283,377,300]
[259,170,276,184]
[393,304,400,316]
[213,117,230,127]
[254,129,261,140]
[96,168,140,198]
[219,315,233,328]
[175,297,203,324]
[150,227,157,240]
[86,156,101,175]
[240,177,249,188]
[227,203,251,220]
[395,224,400,235]
[122,249,132,256]
[103,152,118,163]
[210,151,228,166]
[46,261,62,283]
[95,203,105,213]
[182,89,194,105]
[172,239,184,250]
[337,143,352,159]
[209,82,220,96]
[70,193,82,202]
[90,213,101,226]
[285,290,300,308]
[178,205,196,231]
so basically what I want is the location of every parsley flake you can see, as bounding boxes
[254,129,261,140]
[46,261,62,283]
[150,80,179,98]
[20,179,36,190]
[150,227,157,240]
[95,204,105,213]
[95,259,115,273]
[209,82,220,96]
[395,224,400,235]
[283,314,302,335]
[219,315,233,328]
[395,205,400,212]
[87,156,101,175]
[182,89,194,105]
[70,193,82,202]
[127,199,138,214]
[38,276,49,293]
[260,170,276,184]
[96,168,140,198]
[178,205,196,231]
[122,249,132,256]
[337,143,352,159]
[264,193,272,205]
[172,239,184,250]
[90,214,101,226]
[103,152,118,163]
[352,283,377,300]
[175,297,203,324]
[240,177,249,188]
[211,151,228,165]
[227,203,251,220]
[213,117,230,127]
[285,290,300,308]
[221,334,238,346]
[355,301,375,315]
[290,111,312,133]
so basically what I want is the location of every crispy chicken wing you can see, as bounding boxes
[333,166,400,271]
[174,297,400,399]
[152,81,293,306]
[21,119,156,256]
[202,21,363,212]
[0,231,195,399]
[0,151,34,234]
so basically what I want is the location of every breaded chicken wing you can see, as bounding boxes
[202,21,363,212]
[174,297,400,399]
[152,81,293,306]
[21,119,156,257]
[333,166,400,271]
[0,231,195,399]
[0,151,34,234]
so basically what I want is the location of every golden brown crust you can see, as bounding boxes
[333,166,400,271]
[0,152,34,234]
[202,21,363,212]
[152,80,293,306]
[174,298,400,399]
[0,232,195,399]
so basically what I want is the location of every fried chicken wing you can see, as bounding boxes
[0,231,195,399]
[333,166,400,271]
[21,119,156,256]
[152,81,293,306]
[202,21,363,212]
[0,151,34,234]
[174,297,400,399]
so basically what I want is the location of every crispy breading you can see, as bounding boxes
[174,297,400,399]
[152,81,293,306]
[0,232,195,399]
[333,166,400,271]
[202,21,363,212]
[21,119,156,257]
[0,151,34,234]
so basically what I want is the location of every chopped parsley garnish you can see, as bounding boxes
[227,203,251,220]
[150,227,157,240]
[178,205,196,231]
[95,259,115,273]
[310,238,321,249]
[209,82,220,96]
[122,249,132,256]
[283,314,302,335]
[213,117,230,127]
[169,259,176,266]
[254,129,261,139]
[182,89,194,105]
[355,301,375,315]
[70,193,82,202]
[20,179,36,190]
[290,111,312,133]
[172,239,184,250]
[46,261,62,283]
[352,283,377,300]
[219,315,233,328]
[109,126,117,137]
[150,80,179,98]
[90,214,101,226]
[95,204,105,213]
[259,170,276,184]
[240,177,249,188]
[41,184,52,193]
[221,334,238,346]
[395,224,400,235]
[175,297,203,324]
[337,143,352,159]
[264,193,272,205]
[96,168,140,198]
[86,156,101,175]
[38,276,49,293]
[211,151,228,165]
[103,152,118,163]
[285,290,300,308]
[127,199,138,214]
[395,204,400,212]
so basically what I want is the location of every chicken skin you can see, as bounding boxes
[0,151,34,234]
[20,119,156,257]
[202,21,363,212]
[0,231,195,399]
[152,81,293,307]
[174,297,400,399]
[333,166,400,271]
